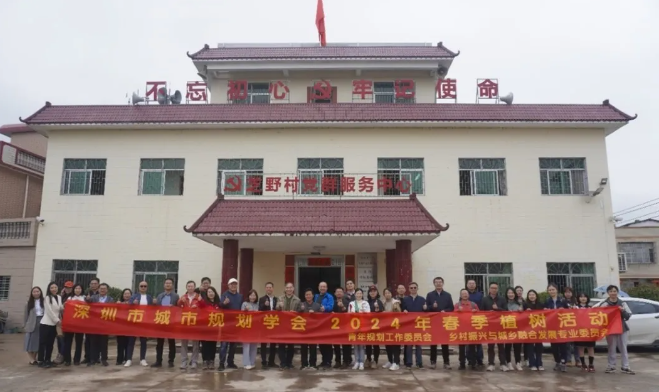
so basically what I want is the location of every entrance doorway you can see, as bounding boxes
[294,255,344,299]
[298,267,342,299]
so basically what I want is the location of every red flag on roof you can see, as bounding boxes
[316,0,326,47]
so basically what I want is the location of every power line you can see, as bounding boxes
[614,200,659,216]
[614,197,659,215]
[618,210,659,225]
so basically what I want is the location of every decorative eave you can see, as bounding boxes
[187,42,459,62]
[184,194,449,236]
[0,123,37,137]
[20,101,636,129]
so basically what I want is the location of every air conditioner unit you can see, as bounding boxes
[618,253,628,273]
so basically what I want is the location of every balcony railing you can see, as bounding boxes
[0,141,45,176]
[0,218,38,247]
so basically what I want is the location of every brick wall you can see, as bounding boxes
[9,133,47,157]
[0,247,36,330]
[25,177,43,217]
[0,168,43,219]
[0,168,28,219]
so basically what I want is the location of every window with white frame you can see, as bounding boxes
[464,263,513,293]
[218,159,264,196]
[0,276,9,300]
[617,242,655,264]
[539,158,587,195]
[133,260,179,297]
[297,158,343,195]
[459,158,507,196]
[547,262,596,294]
[52,260,98,289]
[139,159,185,195]
[377,158,424,196]
[61,159,106,195]
[230,82,270,104]
[373,81,415,104]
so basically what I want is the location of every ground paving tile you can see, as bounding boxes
[1,334,657,391]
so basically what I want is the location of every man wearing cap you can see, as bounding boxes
[218,278,243,370]
[61,281,74,301]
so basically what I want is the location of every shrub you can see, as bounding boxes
[106,286,124,302]
[628,284,659,302]
[536,291,549,304]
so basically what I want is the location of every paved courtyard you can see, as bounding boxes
[1,334,657,391]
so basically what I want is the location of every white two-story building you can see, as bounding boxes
[22,42,634,299]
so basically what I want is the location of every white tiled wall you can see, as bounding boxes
[33,126,619,297]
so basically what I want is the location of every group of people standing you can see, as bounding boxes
[23,275,634,376]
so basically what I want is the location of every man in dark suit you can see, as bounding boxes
[332,287,351,368]
[152,278,179,368]
[82,277,100,364]
[258,282,278,368]
[425,277,454,370]
[86,283,115,366]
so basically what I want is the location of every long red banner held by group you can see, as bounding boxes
[62,303,621,345]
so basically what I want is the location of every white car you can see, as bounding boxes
[590,297,659,347]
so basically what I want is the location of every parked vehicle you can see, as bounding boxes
[590,297,659,347]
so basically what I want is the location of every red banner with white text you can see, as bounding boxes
[62,303,621,345]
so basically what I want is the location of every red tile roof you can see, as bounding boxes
[184,195,449,235]
[0,123,35,136]
[188,43,457,61]
[21,101,635,126]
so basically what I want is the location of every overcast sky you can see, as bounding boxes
[0,0,657,221]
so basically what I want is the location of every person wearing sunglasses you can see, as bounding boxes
[401,282,426,369]
[124,281,154,367]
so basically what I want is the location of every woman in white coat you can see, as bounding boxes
[348,288,370,370]
[38,282,63,368]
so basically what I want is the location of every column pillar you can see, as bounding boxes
[385,248,396,290]
[221,239,239,290]
[239,248,254,296]
[395,239,412,290]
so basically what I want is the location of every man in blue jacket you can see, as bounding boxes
[152,278,179,368]
[125,280,154,367]
[314,281,334,369]
[425,277,454,369]
[466,279,484,366]
[402,282,426,369]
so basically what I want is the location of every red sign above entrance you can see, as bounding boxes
[221,174,413,196]
[307,258,332,267]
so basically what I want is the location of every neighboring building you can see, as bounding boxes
[616,218,659,290]
[22,42,634,300]
[0,124,46,329]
